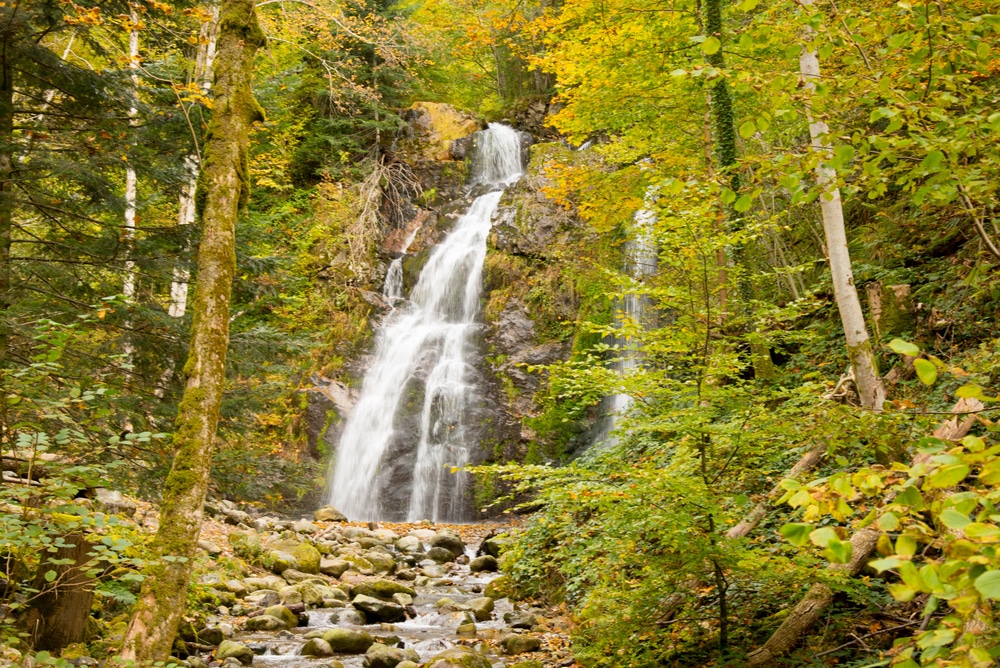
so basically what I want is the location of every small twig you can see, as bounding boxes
[813,620,921,657]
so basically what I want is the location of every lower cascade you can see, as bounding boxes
[328,123,526,522]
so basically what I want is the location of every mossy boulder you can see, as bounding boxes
[228,530,262,560]
[363,642,420,668]
[424,647,492,668]
[301,639,334,657]
[263,604,299,628]
[426,546,456,563]
[429,531,465,557]
[216,641,254,665]
[365,551,396,575]
[341,554,375,575]
[292,542,322,574]
[350,579,416,601]
[469,555,498,573]
[315,505,347,522]
[501,634,542,655]
[320,558,351,577]
[244,614,286,631]
[322,628,374,654]
[467,597,495,621]
[263,550,297,574]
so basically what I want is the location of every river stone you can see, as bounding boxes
[244,614,285,631]
[95,488,138,517]
[320,558,350,577]
[244,591,280,608]
[352,594,405,623]
[396,663,419,668]
[422,563,448,578]
[362,643,419,668]
[245,575,286,592]
[223,579,247,597]
[301,639,334,657]
[292,543,322,574]
[342,527,376,541]
[469,555,498,573]
[395,536,423,553]
[320,663,345,668]
[456,622,477,638]
[407,528,436,541]
[292,519,319,534]
[323,586,349,602]
[427,547,456,563]
[342,554,375,575]
[392,593,413,607]
[198,539,222,556]
[504,612,538,629]
[350,579,416,600]
[322,628,374,653]
[396,569,416,581]
[425,647,492,668]
[481,535,509,558]
[281,568,318,584]
[263,605,299,628]
[295,581,333,607]
[372,529,399,542]
[217,641,254,665]
[365,551,396,574]
[429,531,465,557]
[196,626,226,646]
[315,505,347,522]
[277,586,303,605]
[467,597,495,621]
[501,635,542,655]
[264,550,298,574]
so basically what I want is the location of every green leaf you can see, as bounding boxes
[44,570,57,582]
[870,555,904,572]
[889,338,920,356]
[734,194,753,213]
[720,188,737,205]
[702,36,722,55]
[897,534,918,557]
[780,523,812,547]
[955,384,984,399]
[921,150,945,172]
[965,523,1000,542]
[889,582,918,602]
[914,358,938,385]
[739,120,756,139]
[974,570,1000,599]
[896,485,924,510]
[809,526,838,548]
[738,0,758,10]
[824,537,853,564]
[877,512,900,531]
[926,464,970,489]
[940,508,971,530]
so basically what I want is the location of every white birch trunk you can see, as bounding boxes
[122,10,140,366]
[798,0,885,411]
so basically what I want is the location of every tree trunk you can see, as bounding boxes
[22,532,95,652]
[117,0,264,662]
[798,0,884,411]
[0,42,14,369]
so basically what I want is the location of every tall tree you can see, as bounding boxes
[117,0,265,660]
[797,0,884,411]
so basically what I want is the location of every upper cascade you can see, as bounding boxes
[327,123,526,522]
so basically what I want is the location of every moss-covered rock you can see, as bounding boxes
[467,596,494,621]
[501,634,542,655]
[291,542,322,574]
[229,530,262,560]
[469,555,498,573]
[424,647,492,668]
[363,642,420,668]
[321,628,374,653]
[352,594,405,623]
[217,640,254,665]
[263,604,299,628]
[301,638,334,657]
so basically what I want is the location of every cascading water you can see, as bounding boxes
[590,187,658,450]
[328,124,525,521]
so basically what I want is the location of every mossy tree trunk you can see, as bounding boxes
[117,0,264,662]
[704,0,774,379]
[22,533,95,652]
[0,40,14,369]
[797,0,884,411]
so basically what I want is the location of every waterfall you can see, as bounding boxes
[590,187,658,450]
[328,124,525,522]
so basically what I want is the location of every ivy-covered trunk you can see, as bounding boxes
[0,44,13,368]
[797,0,884,412]
[117,0,264,662]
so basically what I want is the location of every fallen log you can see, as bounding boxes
[745,397,984,665]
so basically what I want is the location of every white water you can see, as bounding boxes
[591,187,658,450]
[328,124,525,521]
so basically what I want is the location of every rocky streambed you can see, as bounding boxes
[175,503,572,668]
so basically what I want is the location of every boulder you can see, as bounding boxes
[352,594,405,623]
[228,531,262,560]
[342,526,376,541]
[469,555,498,573]
[500,635,542,655]
[244,575,285,592]
[94,488,138,517]
[322,628,374,654]
[425,647,492,668]
[426,547,456,563]
[281,568,319,584]
[350,579,416,601]
[244,614,286,631]
[362,642,420,668]
[456,622,477,638]
[341,554,375,575]
[263,605,299,628]
[216,641,254,665]
[195,627,225,646]
[481,534,509,558]
[392,593,413,607]
[315,505,348,522]
[221,658,246,668]
[263,550,297,574]
[296,581,335,607]
[244,590,280,608]
[223,579,247,597]
[395,536,423,553]
[301,639,334,657]
[429,531,465,558]
[467,597,495,621]
[365,551,396,575]
[402,102,482,162]
[320,558,351,578]
[292,543,322,574]
[504,611,538,629]
[277,586,303,606]
[292,519,319,534]
[198,540,222,556]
